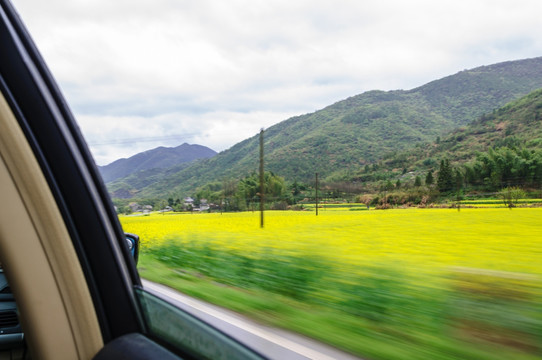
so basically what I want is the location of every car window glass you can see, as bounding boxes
[135,288,264,360]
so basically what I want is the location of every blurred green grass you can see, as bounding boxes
[138,242,542,360]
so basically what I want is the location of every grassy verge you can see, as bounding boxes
[138,243,541,360]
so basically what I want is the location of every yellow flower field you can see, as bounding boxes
[121,208,542,276]
[120,208,542,359]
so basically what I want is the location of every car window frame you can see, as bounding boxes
[0,0,142,342]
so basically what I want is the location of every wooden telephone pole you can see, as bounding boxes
[259,129,265,228]
[315,172,319,216]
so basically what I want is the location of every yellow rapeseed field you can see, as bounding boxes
[120,208,542,277]
[120,208,542,359]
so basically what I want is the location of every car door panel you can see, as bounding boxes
[0,87,103,359]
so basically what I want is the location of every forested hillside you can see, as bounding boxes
[354,88,542,192]
[106,57,542,199]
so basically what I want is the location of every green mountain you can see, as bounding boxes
[107,57,542,199]
[357,87,542,189]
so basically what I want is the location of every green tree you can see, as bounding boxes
[221,178,239,211]
[454,168,463,191]
[414,176,422,187]
[498,186,526,208]
[425,170,434,186]
[238,175,259,208]
[437,159,454,192]
[118,206,131,215]
[237,171,286,208]
[472,147,542,190]
[156,199,168,211]
[289,180,305,204]
[196,182,222,204]
[384,180,394,191]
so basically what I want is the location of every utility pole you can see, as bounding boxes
[315,172,319,216]
[259,129,265,228]
[456,169,461,212]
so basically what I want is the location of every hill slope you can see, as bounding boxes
[351,87,542,190]
[109,57,542,198]
[99,143,216,183]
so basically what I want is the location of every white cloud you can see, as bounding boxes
[11,0,542,164]
[79,110,298,165]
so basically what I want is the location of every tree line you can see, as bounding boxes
[113,145,542,214]
[436,146,542,193]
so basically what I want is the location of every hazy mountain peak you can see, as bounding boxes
[99,143,216,183]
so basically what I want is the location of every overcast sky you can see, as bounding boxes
[11,0,542,165]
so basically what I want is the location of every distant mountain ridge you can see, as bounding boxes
[105,56,542,198]
[99,143,216,183]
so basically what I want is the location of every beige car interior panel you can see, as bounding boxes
[0,92,103,359]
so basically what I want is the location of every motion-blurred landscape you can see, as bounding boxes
[101,57,542,203]
[109,57,542,359]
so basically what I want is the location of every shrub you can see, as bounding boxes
[498,186,526,208]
